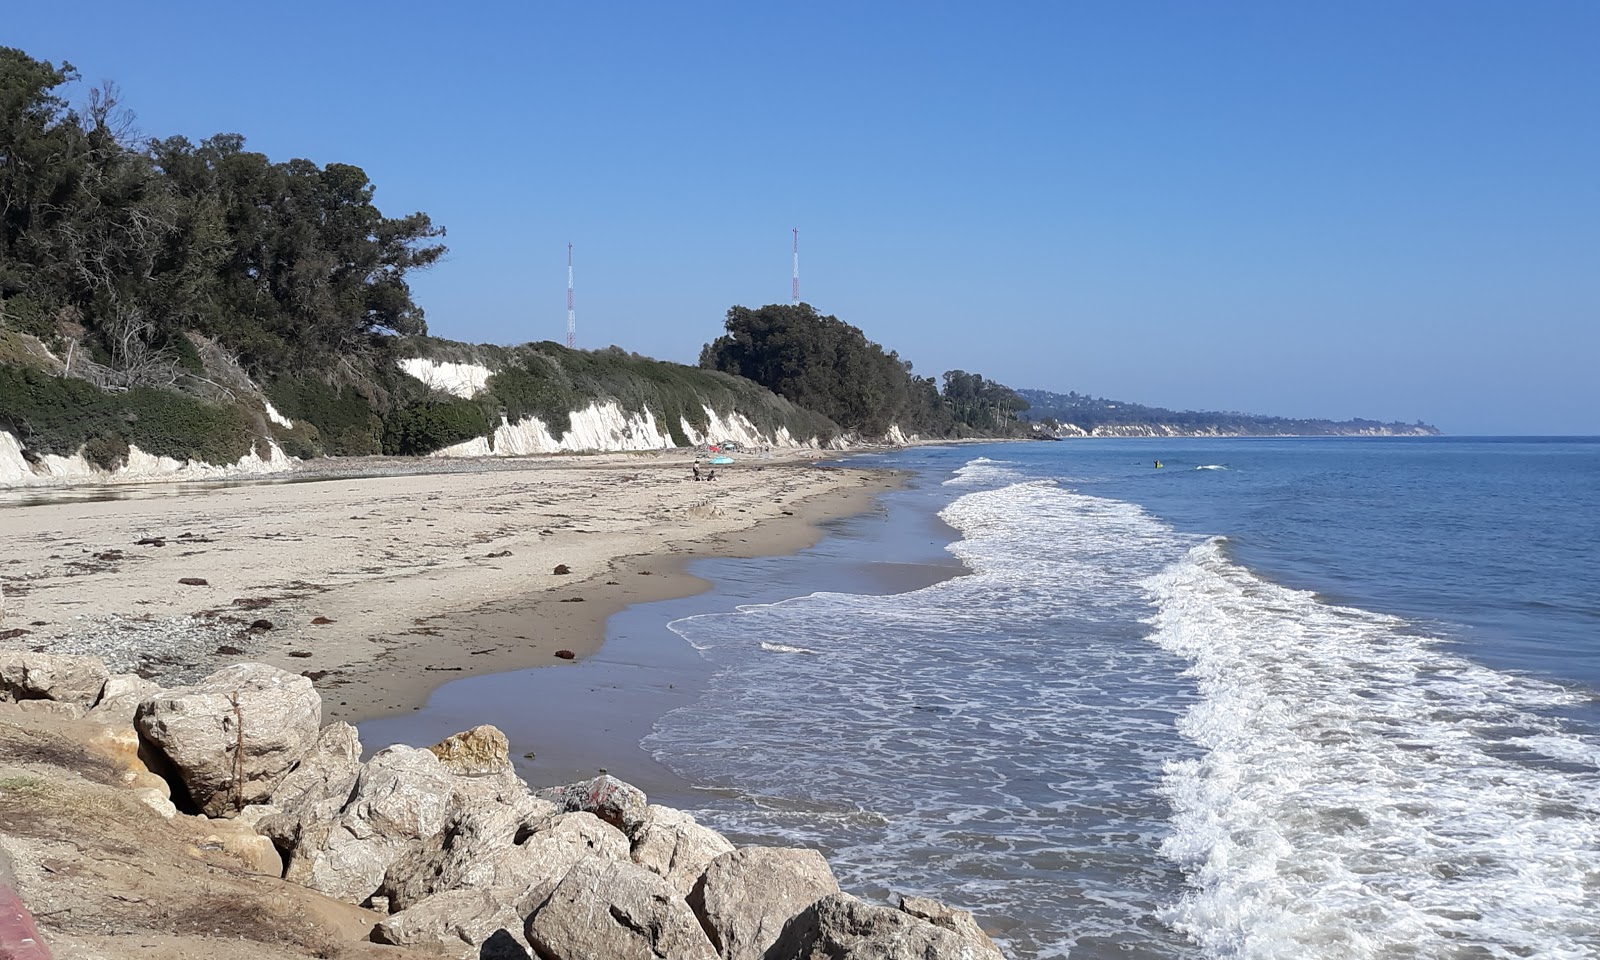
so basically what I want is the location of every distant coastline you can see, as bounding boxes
[1017,387,1439,439]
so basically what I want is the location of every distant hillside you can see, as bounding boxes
[1017,388,1440,438]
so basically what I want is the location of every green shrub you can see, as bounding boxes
[0,364,254,465]
[381,398,491,456]
[0,295,61,341]
[266,377,384,456]
[483,361,575,438]
[82,434,129,470]
[169,334,205,374]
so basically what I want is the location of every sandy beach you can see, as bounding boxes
[0,449,900,723]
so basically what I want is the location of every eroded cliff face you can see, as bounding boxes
[425,402,818,459]
[0,429,293,488]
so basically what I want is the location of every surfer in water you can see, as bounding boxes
[1154,460,1163,469]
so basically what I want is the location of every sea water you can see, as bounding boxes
[645,438,1600,959]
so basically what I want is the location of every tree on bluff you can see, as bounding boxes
[0,46,445,378]
[700,303,963,437]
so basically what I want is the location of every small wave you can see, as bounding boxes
[942,456,1026,487]
[1194,464,1229,471]
[759,641,819,655]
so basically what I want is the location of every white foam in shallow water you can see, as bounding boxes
[652,467,1205,958]
[1146,539,1600,959]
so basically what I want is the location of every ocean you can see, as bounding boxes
[638,438,1600,959]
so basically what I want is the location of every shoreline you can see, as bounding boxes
[0,449,907,725]
[361,471,969,801]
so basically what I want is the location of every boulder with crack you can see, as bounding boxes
[897,895,1005,959]
[374,888,530,960]
[135,663,320,817]
[763,892,1002,960]
[270,720,363,812]
[525,856,717,960]
[261,744,457,902]
[86,673,163,725]
[687,846,839,960]
[0,652,109,706]
[380,794,571,912]
[632,804,735,895]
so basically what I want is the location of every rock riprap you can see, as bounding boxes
[134,662,320,817]
[0,655,1016,960]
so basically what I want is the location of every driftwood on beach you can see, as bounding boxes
[0,653,1009,960]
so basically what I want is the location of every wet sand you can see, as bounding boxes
[0,450,900,723]
[360,476,968,803]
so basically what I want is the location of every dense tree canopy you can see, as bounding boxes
[699,304,953,436]
[699,303,1026,438]
[0,48,444,380]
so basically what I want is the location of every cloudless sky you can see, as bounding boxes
[8,1,1598,434]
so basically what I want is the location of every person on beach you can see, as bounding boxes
[692,465,702,481]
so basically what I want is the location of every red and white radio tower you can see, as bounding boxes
[566,242,576,349]
[791,228,800,305]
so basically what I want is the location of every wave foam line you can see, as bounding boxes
[1145,539,1600,959]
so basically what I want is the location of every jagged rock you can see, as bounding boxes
[537,774,649,840]
[270,720,362,813]
[263,745,456,903]
[0,651,109,706]
[135,663,321,818]
[525,856,717,960]
[897,896,1005,959]
[428,724,511,776]
[763,893,997,960]
[632,804,734,894]
[374,888,530,959]
[87,673,163,724]
[688,847,838,960]
[381,793,564,912]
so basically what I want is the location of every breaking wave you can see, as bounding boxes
[1146,539,1600,959]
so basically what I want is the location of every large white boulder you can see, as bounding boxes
[262,744,456,902]
[632,804,735,895]
[135,663,320,817]
[687,846,839,960]
[763,892,1002,960]
[373,888,530,960]
[525,856,718,960]
[0,652,109,706]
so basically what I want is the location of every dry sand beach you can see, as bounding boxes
[0,450,899,724]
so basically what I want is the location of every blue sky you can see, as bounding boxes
[8,1,1597,434]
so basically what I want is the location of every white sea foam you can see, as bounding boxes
[941,456,1025,487]
[1194,464,1228,471]
[760,641,819,654]
[1145,539,1600,959]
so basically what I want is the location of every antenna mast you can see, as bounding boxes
[791,228,800,305]
[566,242,575,349]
